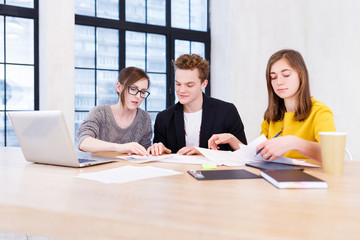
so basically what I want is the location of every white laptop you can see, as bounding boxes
[8,111,115,167]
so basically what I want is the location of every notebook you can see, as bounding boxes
[260,169,328,189]
[8,111,115,168]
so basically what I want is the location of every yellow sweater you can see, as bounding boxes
[260,98,336,159]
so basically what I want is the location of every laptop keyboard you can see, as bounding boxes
[78,158,97,163]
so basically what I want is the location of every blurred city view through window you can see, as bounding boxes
[74,0,209,144]
[1,0,36,146]
[0,0,209,146]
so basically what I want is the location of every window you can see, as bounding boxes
[126,0,166,26]
[171,0,207,31]
[0,1,39,146]
[74,0,210,141]
[174,40,205,59]
[125,31,167,122]
[74,25,119,134]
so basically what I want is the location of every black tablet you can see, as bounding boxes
[245,161,303,171]
[187,169,261,181]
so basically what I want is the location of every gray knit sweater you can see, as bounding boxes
[77,105,152,149]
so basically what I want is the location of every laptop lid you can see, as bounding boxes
[9,111,82,167]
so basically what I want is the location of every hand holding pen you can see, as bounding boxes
[255,127,284,160]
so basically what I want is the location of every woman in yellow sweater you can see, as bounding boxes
[208,49,335,162]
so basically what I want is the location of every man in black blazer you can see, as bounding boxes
[147,54,247,155]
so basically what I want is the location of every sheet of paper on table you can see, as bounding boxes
[116,135,320,167]
[116,154,175,163]
[197,135,320,167]
[75,165,182,184]
[116,154,212,165]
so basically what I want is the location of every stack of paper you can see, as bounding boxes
[117,154,212,165]
[115,135,320,167]
[196,135,320,167]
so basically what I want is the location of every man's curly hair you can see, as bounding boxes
[173,54,210,83]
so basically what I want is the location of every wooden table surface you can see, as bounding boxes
[1,147,360,240]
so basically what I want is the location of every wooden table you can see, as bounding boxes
[1,147,360,240]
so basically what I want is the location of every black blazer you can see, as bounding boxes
[153,93,247,153]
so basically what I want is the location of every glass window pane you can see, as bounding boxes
[126,0,145,23]
[6,113,19,147]
[191,41,205,58]
[97,28,119,70]
[97,70,118,106]
[0,64,4,110]
[75,69,95,111]
[147,0,166,26]
[147,34,166,73]
[75,111,89,145]
[6,65,34,110]
[190,0,207,31]
[125,31,145,69]
[171,0,189,29]
[174,39,190,59]
[5,0,33,8]
[75,25,95,68]
[139,99,145,110]
[6,17,34,64]
[0,0,4,4]
[75,0,95,16]
[147,73,166,111]
[97,0,119,20]
[0,112,4,146]
[0,16,4,63]
[148,112,157,129]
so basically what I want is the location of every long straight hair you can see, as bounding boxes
[264,49,312,122]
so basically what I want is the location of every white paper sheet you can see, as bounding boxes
[196,135,320,167]
[116,154,211,165]
[114,135,320,167]
[157,154,212,165]
[116,154,175,163]
[249,136,320,167]
[195,147,248,166]
[75,166,182,184]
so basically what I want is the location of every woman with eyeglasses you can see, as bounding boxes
[208,49,336,162]
[77,67,152,156]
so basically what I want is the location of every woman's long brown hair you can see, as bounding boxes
[264,49,312,122]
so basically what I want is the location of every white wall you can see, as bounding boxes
[39,0,75,141]
[210,0,360,160]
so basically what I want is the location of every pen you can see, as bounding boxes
[255,127,283,156]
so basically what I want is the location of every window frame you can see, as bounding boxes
[74,0,210,109]
[0,1,39,146]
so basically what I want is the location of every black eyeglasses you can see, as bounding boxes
[127,86,150,99]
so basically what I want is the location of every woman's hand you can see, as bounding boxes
[208,133,241,150]
[256,135,322,162]
[255,136,295,161]
[118,142,149,156]
[147,142,171,156]
[177,146,201,155]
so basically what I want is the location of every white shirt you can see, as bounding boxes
[184,110,202,147]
